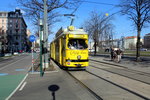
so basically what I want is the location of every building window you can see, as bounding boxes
[9,20,12,23]
[10,14,13,17]
[16,29,18,33]
[2,30,4,34]
[16,20,18,23]
[16,24,18,28]
[10,30,12,33]
[0,13,2,16]
[3,13,6,16]
[10,24,12,28]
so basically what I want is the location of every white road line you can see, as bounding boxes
[29,70,59,74]
[19,82,27,91]
[5,74,28,100]
[0,56,29,71]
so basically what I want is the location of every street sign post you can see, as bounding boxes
[29,35,36,42]
[29,35,36,73]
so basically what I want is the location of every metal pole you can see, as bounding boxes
[39,19,43,76]
[44,0,49,68]
[32,42,34,72]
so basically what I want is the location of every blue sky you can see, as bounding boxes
[0,0,150,42]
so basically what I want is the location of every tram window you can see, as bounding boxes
[68,39,88,49]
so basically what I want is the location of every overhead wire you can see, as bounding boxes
[66,0,120,26]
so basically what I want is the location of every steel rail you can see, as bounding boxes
[66,71,103,100]
[85,70,150,100]
[90,59,150,77]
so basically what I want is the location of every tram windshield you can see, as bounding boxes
[68,39,88,49]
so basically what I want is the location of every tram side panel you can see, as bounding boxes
[62,35,66,66]
[50,42,54,60]
[55,39,59,63]
[59,35,66,66]
[59,38,62,65]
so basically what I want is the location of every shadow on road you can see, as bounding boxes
[48,84,60,100]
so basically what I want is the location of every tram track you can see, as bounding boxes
[89,63,150,85]
[90,59,150,82]
[66,71,103,100]
[90,59,150,76]
[85,70,150,100]
[67,69,150,100]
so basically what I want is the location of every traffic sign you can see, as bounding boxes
[29,35,36,42]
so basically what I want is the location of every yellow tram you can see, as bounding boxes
[50,26,88,69]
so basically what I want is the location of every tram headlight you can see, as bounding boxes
[67,62,70,65]
[77,55,81,60]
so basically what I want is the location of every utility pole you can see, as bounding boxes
[39,19,43,76]
[43,0,49,68]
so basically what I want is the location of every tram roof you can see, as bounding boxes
[56,26,87,37]
[51,26,88,43]
[64,28,87,34]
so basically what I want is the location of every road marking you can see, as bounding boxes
[29,70,59,74]
[5,74,28,100]
[19,82,27,91]
[15,69,25,71]
[0,73,8,76]
[0,56,29,71]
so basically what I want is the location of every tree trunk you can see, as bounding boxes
[136,30,141,61]
[94,39,97,56]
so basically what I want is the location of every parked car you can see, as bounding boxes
[89,49,94,52]
[14,52,19,55]
[4,53,12,57]
[140,48,147,51]
[105,48,110,52]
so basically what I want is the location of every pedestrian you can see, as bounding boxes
[110,47,114,61]
[116,48,122,63]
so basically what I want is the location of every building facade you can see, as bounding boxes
[6,9,27,53]
[97,36,144,50]
[0,12,8,54]
[124,36,137,49]
[124,36,143,50]
[144,33,150,48]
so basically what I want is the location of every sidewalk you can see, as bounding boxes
[10,60,96,100]
[89,54,150,74]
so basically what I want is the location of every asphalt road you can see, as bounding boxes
[0,53,33,100]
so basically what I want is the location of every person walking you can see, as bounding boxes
[110,47,114,61]
[116,48,122,63]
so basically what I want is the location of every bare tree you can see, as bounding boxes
[119,0,150,61]
[17,0,81,35]
[84,11,114,55]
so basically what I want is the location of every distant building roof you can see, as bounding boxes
[145,33,150,36]
[125,36,137,39]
